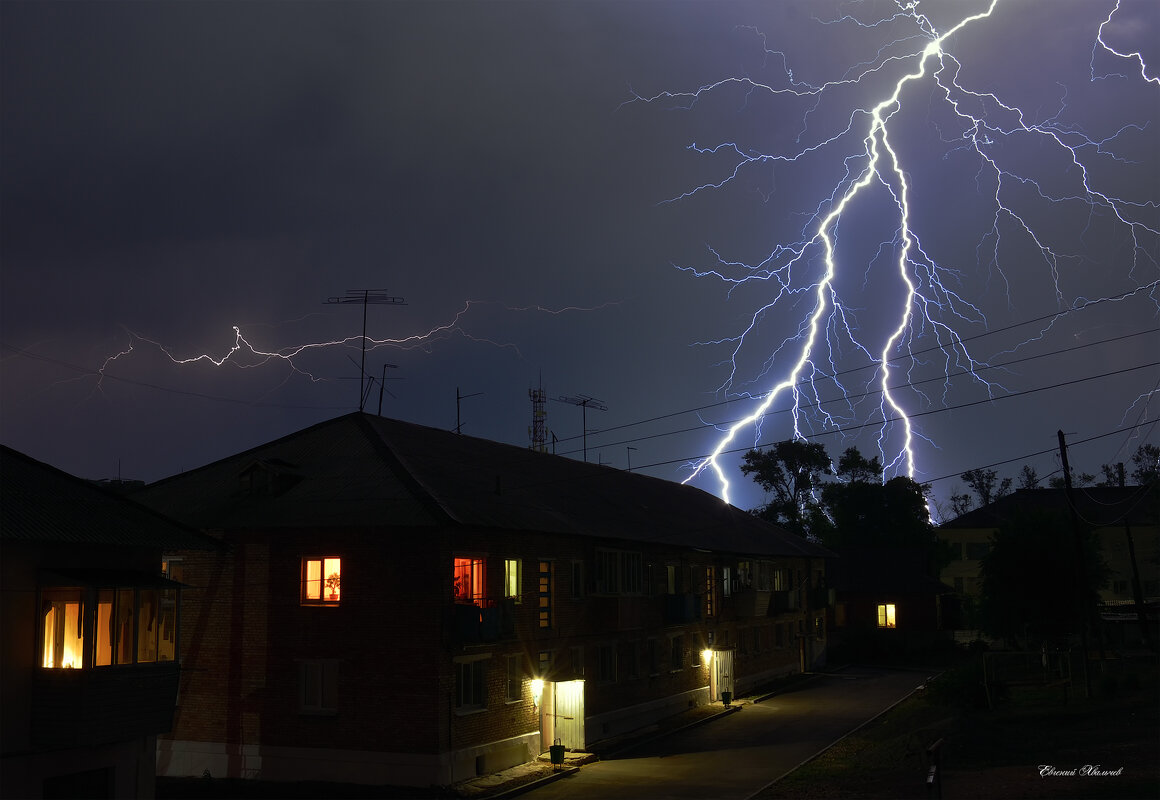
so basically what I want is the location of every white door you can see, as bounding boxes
[712,650,734,699]
[551,680,585,750]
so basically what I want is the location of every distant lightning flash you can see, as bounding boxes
[95,300,616,394]
[633,0,1159,504]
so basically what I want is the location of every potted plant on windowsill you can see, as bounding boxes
[326,572,341,601]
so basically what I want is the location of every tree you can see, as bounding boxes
[977,509,1108,649]
[740,440,830,537]
[1131,443,1159,485]
[1017,465,1040,490]
[960,468,1012,508]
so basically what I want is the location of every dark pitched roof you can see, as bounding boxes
[826,547,953,595]
[0,445,217,551]
[135,412,830,560]
[940,485,1160,530]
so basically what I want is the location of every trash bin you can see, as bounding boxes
[550,741,566,766]
[721,690,732,706]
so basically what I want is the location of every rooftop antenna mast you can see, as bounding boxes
[529,374,549,453]
[557,394,607,463]
[325,289,406,411]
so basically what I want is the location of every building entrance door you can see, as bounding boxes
[541,680,585,751]
[708,649,734,701]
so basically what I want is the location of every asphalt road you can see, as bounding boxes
[522,666,929,800]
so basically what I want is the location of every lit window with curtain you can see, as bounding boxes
[877,603,897,628]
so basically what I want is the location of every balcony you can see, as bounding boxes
[663,593,701,625]
[810,587,835,609]
[770,590,799,614]
[589,595,660,630]
[450,598,516,646]
[31,662,180,748]
[732,588,771,618]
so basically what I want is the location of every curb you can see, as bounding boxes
[599,703,742,759]
[743,669,941,800]
[484,765,580,800]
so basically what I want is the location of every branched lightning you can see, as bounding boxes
[632,0,1159,504]
[94,300,616,393]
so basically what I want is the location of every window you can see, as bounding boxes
[666,564,677,594]
[504,559,521,603]
[300,659,338,714]
[815,616,825,639]
[453,557,484,605]
[569,646,584,678]
[738,561,752,590]
[570,561,584,599]
[455,659,487,711]
[136,589,159,663]
[538,561,553,628]
[41,589,83,669]
[506,655,522,702]
[623,641,639,679]
[704,567,716,618]
[597,645,616,683]
[302,557,342,605]
[670,636,683,671]
[877,603,897,629]
[538,650,552,677]
[595,549,643,595]
[965,542,990,560]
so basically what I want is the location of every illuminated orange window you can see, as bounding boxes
[94,590,114,666]
[877,603,897,629]
[453,557,485,605]
[42,589,84,669]
[303,557,342,604]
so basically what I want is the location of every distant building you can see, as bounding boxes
[0,446,217,800]
[134,412,832,788]
[937,485,1159,646]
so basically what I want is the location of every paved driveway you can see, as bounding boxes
[522,666,928,800]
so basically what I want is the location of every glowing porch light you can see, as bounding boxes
[701,649,714,668]
[530,678,544,707]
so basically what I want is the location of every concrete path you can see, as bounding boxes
[520,666,929,800]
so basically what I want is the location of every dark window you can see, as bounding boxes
[456,660,486,711]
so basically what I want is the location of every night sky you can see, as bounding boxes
[2,0,1157,519]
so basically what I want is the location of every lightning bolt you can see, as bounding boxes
[632,0,1159,504]
[93,300,616,392]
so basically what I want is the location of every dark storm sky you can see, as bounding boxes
[2,0,1157,517]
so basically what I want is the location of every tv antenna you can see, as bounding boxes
[557,394,607,463]
[325,289,406,410]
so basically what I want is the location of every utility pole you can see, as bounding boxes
[557,394,607,462]
[1117,462,1153,651]
[1057,430,1092,698]
[325,289,406,411]
[626,446,638,472]
[456,387,483,434]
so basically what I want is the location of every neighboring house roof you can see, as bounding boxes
[135,412,830,559]
[940,485,1160,530]
[0,445,216,551]
[827,547,953,595]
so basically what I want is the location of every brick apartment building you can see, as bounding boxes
[135,412,831,787]
[1,446,216,799]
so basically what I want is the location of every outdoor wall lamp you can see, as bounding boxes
[530,678,544,708]
[701,649,714,668]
